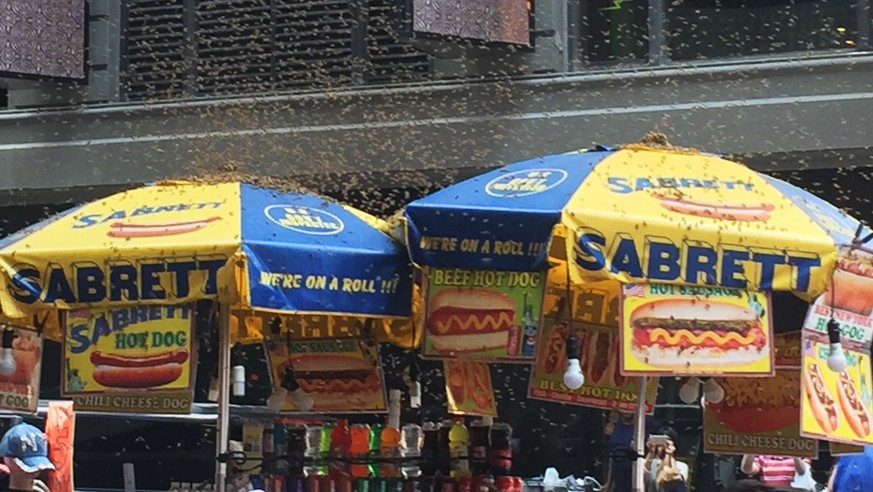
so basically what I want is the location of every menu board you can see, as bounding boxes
[62,306,196,413]
[528,319,658,412]
[620,283,774,376]
[0,325,42,413]
[267,337,386,413]
[800,249,873,447]
[703,369,816,458]
[422,267,545,361]
[445,360,497,416]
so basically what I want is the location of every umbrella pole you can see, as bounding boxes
[632,375,648,492]
[215,303,231,492]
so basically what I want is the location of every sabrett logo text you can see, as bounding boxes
[10,258,227,304]
[72,202,223,228]
[607,176,754,194]
[574,229,821,291]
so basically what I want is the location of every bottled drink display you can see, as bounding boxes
[468,416,492,477]
[448,418,470,478]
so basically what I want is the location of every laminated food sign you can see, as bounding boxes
[528,319,659,412]
[0,325,42,413]
[704,333,816,457]
[445,360,497,416]
[703,368,817,458]
[620,283,774,376]
[267,337,387,413]
[422,267,545,361]
[801,248,873,446]
[62,305,196,414]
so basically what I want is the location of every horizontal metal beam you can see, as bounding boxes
[2,54,873,201]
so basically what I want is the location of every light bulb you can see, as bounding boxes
[266,387,288,412]
[291,388,314,412]
[679,377,702,404]
[828,343,848,372]
[0,348,15,376]
[563,359,585,390]
[702,378,725,404]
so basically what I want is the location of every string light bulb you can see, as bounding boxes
[562,334,585,390]
[827,319,848,372]
[679,377,702,404]
[0,327,17,377]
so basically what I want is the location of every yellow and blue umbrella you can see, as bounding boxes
[0,180,412,492]
[404,144,864,299]
[0,181,412,320]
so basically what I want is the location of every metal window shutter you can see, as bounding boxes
[122,0,431,100]
[365,0,431,84]
[122,0,189,100]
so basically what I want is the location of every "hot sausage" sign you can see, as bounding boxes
[62,305,196,414]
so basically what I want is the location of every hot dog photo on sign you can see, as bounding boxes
[423,269,546,360]
[62,306,196,395]
[801,339,873,444]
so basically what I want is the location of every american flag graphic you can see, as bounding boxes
[625,284,645,297]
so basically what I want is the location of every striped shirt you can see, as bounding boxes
[755,455,810,486]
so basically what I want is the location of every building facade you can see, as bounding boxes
[1,1,873,489]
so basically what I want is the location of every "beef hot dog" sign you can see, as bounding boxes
[62,305,196,414]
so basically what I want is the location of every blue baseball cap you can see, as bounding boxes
[0,423,54,473]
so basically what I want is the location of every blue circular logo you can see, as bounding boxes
[264,205,345,235]
[485,169,569,198]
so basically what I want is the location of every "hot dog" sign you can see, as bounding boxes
[62,305,196,414]
[422,267,545,361]
[620,283,774,376]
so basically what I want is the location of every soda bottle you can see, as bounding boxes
[488,422,512,477]
[521,293,538,357]
[330,419,352,482]
[380,390,403,477]
[437,420,453,476]
[320,422,336,476]
[420,421,439,477]
[448,418,470,478]
[350,424,372,478]
[468,417,492,476]
[401,423,423,478]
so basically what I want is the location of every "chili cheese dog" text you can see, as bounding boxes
[91,349,188,388]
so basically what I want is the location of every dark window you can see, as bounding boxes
[584,0,650,63]
[667,0,857,61]
[121,0,432,101]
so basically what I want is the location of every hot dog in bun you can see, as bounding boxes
[837,370,871,438]
[283,354,382,410]
[426,288,514,354]
[630,299,768,368]
[653,192,774,222]
[709,372,800,433]
[803,362,839,433]
[91,349,188,388]
[826,251,873,315]
[107,216,221,238]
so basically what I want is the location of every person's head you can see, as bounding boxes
[620,412,635,425]
[660,426,679,447]
[0,423,54,478]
